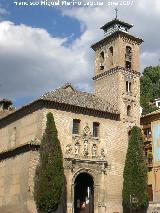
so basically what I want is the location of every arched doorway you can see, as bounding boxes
[74,173,94,213]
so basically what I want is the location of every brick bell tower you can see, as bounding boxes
[91,17,143,126]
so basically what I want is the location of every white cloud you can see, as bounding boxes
[136,0,160,15]
[140,52,160,72]
[0,21,90,100]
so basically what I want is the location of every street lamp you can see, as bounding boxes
[130,194,138,213]
[130,194,132,213]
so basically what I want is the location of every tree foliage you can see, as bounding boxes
[122,126,148,212]
[34,112,65,213]
[140,66,160,114]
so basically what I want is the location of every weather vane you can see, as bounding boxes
[115,8,118,19]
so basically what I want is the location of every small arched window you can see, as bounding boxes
[100,51,104,70]
[125,46,132,69]
[108,46,113,67]
[100,51,104,62]
[127,105,131,116]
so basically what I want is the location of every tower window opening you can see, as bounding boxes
[129,82,131,92]
[126,81,132,93]
[100,51,104,62]
[100,51,104,70]
[108,46,113,67]
[126,81,128,92]
[127,105,131,116]
[125,46,132,69]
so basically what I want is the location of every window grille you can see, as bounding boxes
[93,122,99,137]
[72,119,80,134]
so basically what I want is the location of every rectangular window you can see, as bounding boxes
[72,119,80,134]
[147,185,153,202]
[93,122,99,137]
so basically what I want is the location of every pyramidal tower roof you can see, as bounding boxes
[91,17,143,50]
[100,18,133,37]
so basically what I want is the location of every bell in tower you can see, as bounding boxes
[91,16,143,125]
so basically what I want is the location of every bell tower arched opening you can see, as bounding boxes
[108,46,113,68]
[74,172,94,213]
[125,46,132,69]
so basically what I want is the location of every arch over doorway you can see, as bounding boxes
[74,172,94,213]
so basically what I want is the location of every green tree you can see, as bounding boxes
[34,112,65,213]
[140,66,160,114]
[122,126,148,213]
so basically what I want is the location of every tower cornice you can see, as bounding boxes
[91,31,143,51]
[92,66,140,81]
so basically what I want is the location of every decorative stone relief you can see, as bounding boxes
[100,148,105,159]
[71,124,107,161]
[83,140,89,156]
[72,134,80,143]
[83,125,91,135]
[75,142,80,156]
[82,124,92,140]
[65,144,72,156]
[64,157,108,175]
[92,144,97,158]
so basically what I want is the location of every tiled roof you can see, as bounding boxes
[0,84,119,124]
[39,83,119,115]
[141,109,160,118]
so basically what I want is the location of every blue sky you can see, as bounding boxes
[0,0,160,108]
[4,1,81,41]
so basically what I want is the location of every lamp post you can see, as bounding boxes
[130,194,132,213]
[130,194,138,213]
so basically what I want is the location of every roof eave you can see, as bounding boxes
[100,19,133,31]
[91,31,144,51]
[0,99,120,128]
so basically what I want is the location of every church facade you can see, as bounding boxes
[0,18,143,213]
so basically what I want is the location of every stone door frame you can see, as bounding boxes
[71,168,99,213]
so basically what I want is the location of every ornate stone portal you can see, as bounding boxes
[64,125,108,213]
